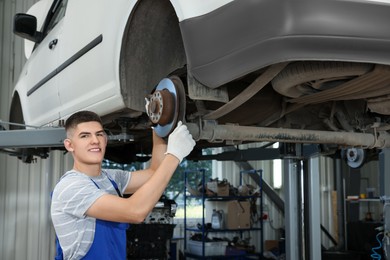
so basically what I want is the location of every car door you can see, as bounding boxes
[17,0,68,126]
[56,0,134,120]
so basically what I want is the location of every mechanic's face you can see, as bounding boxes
[64,121,107,165]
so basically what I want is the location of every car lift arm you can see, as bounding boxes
[0,127,65,148]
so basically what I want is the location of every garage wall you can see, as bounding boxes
[0,152,73,260]
[0,1,72,260]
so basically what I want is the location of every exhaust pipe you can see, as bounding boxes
[186,120,390,149]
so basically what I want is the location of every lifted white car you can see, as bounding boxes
[10,0,390,164]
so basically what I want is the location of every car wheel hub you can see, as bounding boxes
[147,76,186,138]
[148,89,174,125]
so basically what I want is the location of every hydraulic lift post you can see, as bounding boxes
[284,157,302,260]
[283,144,322,260]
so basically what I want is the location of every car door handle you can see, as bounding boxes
[49,39,58,50]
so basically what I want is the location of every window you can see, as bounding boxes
[273,159,283,189]
[167,159,212,218]
[43,0,68,35]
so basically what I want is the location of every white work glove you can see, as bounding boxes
[165,121,196,163]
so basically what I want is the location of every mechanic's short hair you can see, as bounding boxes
[65,111,103,133]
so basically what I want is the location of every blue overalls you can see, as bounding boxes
[55,176,129,260]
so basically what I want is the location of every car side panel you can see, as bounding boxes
[13,16,64,127]
[178,0,390,88]
[55,0,137,120]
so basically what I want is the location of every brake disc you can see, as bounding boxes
[146,76,186,138]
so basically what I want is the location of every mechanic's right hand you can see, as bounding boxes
[165,121,196,163]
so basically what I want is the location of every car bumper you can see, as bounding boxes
[180,0,390,88]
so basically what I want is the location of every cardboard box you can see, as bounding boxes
[187,240,228,256]
[206,181,229,196]
[226,200,251,229]
[265,240,279,251]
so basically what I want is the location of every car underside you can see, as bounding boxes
[101,60,390,167]
[104,0,390,165]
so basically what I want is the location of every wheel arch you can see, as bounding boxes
[119,0,187,113]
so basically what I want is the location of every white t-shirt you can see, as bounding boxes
[51,169,131,260]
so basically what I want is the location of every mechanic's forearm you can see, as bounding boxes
[149,130,167,170]
[125,154,178,222]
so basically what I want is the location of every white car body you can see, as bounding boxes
[18,0,134,126]
[15,0,233,127]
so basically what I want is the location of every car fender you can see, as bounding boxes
[118,0,187,113]
[169,0,234,22]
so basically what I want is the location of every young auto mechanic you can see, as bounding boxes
[51,110,195,259]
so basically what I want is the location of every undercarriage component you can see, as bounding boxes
[280,63,390,105]
[367,95,390,115]
[203,62,288,120]
[343,147,366,168]
[187,72,229,104]
[146,76,186,138]
[186,120,390,149]
[107,119,134,143]
[272,61,373,98]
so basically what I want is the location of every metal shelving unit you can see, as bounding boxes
[183,168,263,259]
